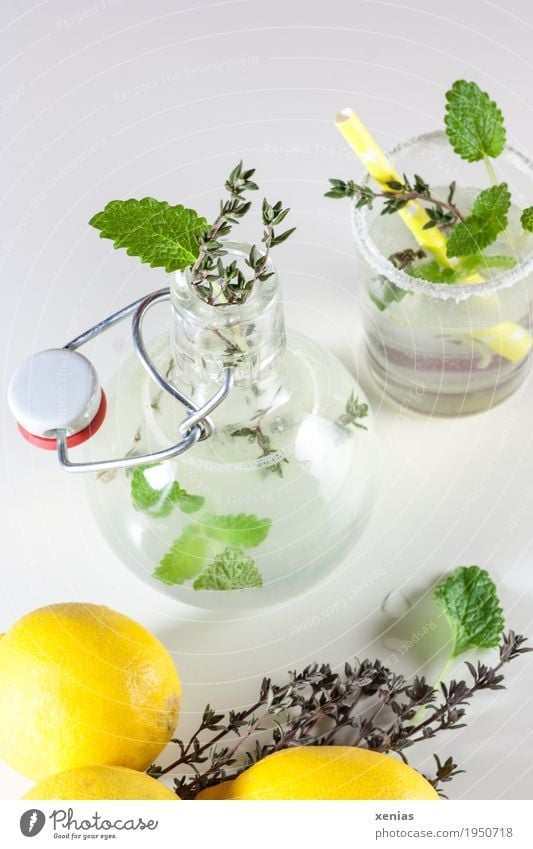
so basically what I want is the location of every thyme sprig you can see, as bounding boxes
[149,630,529,799]
[190,161,295,305]
[230,423,289,478]
[325,175,465,231]
[336,391,369,430]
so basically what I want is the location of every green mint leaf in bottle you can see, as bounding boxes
[154,527,209,585]
[193,547,263,591]
[177,492,206,514]
[446,183,511,257]
[434,565,505,659]
[444,80,506,163]
[89,198,208,272]
[203,513,272,548]
[520,206,533,232]
[131,465,204,517]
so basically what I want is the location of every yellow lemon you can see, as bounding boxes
[197,747,439,800]
[197,779,234,799]
[23,765,178,800]
[0,603,181,780]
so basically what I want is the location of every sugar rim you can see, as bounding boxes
[351,130,533,302]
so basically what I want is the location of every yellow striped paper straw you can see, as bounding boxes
[336,108,532,363]
[336,108,452,268]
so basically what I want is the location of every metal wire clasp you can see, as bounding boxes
[55,287,233,473]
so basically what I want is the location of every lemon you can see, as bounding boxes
[0,603,181,780]
[197,746,439,800]
[470,321,533,363]
[23,765,178,800]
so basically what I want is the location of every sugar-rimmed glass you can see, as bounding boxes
[353,131,533,416]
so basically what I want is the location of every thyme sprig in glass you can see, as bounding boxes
[325,174,464,233]
[89,160,296,306]
[148,630,529,799]
[189,162,295,306]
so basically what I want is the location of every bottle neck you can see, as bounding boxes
[169,244,286,426]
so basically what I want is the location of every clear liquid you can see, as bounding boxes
[364,192,533,415]
[86,333,377,609]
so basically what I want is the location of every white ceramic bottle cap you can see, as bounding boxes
[8,348,104,447]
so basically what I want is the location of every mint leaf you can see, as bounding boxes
[89,198,208,272]
[131,465,178,517]
[406,260,458,284]
[177,493,205,513]
[521,207,533,232]
[154,527,208,585]
[446,184,510,257]
[434,565,505,658]
[369,281,409,311]
[445,80,506,162]
[481,255,516,270]
[458,253,516,274]
[193,547,263,591]
[203,513,271,548]
[471,182,511,226]
[446,217,491,258]
[131,465,204,518]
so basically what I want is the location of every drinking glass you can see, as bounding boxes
[353,131,533,416]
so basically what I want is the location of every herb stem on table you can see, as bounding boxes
[149,631,529,799]
[148,566,530,799]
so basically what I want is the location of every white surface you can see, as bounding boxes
[1,0,532,801]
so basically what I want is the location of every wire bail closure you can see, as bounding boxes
[48,288,232,473]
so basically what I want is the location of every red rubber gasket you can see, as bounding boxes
[16,391,107,451]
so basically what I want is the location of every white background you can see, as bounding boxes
[1,0,532,802]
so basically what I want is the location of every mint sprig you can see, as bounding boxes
[410,564,506,728]
[153,512,271,590]
[90,164,295,306]
[154,527,208,585]
[445,80,506,163]
[446,183,510,257]
[89,198,207,272]
[203,513,272,548]
[131,465,204,518]
[193,547,263,591]
[434,565,505,658]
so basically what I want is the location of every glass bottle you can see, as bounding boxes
[86,244,377,609]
